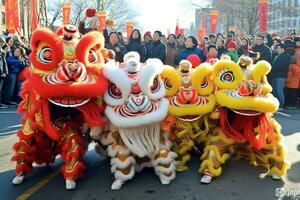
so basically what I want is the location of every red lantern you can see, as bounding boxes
[86,8,96,18]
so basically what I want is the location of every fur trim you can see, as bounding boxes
[161,66,181,97]
[107,145,131,157]
[111,156,136,172]
[138,59,165,100]
[199,160,222,177]
[114,165,135,181]
[153,161,176,175]
[103,60,131,106]
[152,151,177,166]
[100,132,115,146]
[105,98,169,128]
[61,161,86,180]
[191,63,214,95]
[30,28,64,71]
[76,31,105,74]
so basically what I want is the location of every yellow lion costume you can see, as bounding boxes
[199,57,289,184]
[11,25,107,190]
[161,60,217,172]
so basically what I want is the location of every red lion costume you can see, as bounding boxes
[11,25,107,190]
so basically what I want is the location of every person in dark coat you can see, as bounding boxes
[105,32,127,63]
[175,36,206,66]
[271,43,291,109]
[126,29,146,62]
[146,31,166,62]
[2,47,26,106]
[216,38,226,58]
[0,37,8,108]
[252,34,273,64]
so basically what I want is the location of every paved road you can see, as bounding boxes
[0,108,300,200]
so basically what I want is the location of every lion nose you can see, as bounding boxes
[238,81,261,96]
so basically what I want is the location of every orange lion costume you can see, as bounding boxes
[11,25,107,190]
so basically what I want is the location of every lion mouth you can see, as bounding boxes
[231,109,261,116]
[178,115,202,122]
[48,97,90,107]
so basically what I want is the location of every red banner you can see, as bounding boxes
[62,1,71,25]
[178,28,184,36]
[210,10,218,34]
[97,11,106,32]
[198,28,205,42]
[32,0,38,31]
[5,0,19,33]
[259,0,268,32]
[126,21,134,40]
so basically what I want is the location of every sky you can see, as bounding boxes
[128,0,209,34]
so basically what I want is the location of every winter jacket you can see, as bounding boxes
[285,64,300,89]
[271,52,291,78]
[0,49,8,78]
[217,46,226,58]
[146,41,166,62]
[175,47,206,66]
[105,43,128,63]
[126,40,146,62]
[225,50,239,62]
[7,55,26,74]
[252,44,273,64]
[165,43,178,66]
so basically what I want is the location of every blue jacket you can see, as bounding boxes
[146,41,166,62]
[175,47,206,65]
[7,55,26,74]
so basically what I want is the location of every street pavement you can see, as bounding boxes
[0,108,299,200]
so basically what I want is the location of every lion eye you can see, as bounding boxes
[201,78,208,88]
[108,83,122,99]
[88,50,98,64]
[151,76,160,93]
[220,71,234,82]
[38,47,52,63]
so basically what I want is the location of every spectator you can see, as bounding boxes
[2,47,26,106]
[126,29,146,62]
[176,34,186,54]
[175,36,206,65]
[225,40,239,62]
[206,44,218,63]
[272,37,282,60]
[238,38,250,57]
[208,34,217,45]
[0,37,8,108]
[217,33,224,39]
[6,36,15,56]
[118,32,126,45]
[146,31,166,62]
[143,31,152,59]
[271,43,291,110]
[252,34,272,64]
[216,38,226,58]
[161,35,167,45]
[105,32,127,62]
[285,49,300,109]
[294,36,300,49]
[165,34,178,66]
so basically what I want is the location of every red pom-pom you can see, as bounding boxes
[187,54,201,68]
[86,8,96,18]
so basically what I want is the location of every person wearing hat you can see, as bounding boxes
[0,36,8,108]
[225,40,239,62]
[271,43,291,110]
[143,31,152,59]
[252,34,272,64]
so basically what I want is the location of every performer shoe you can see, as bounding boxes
[160,177,171,185]
[272,173,282,180]
[12,176,24,185]
[66,179,76,190]
[200,174,213,184]
[111,179,125,190]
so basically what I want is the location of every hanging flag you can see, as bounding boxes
[201,16,207,36]
[32,0,38,31]
[126,21,134,40]
[210,10,218,34]
[97,10,106,32]
[198,28,205,42]
[259,0,268,32]
[175,19,179,36]
[178,28,184,36]
[62,1,71,25]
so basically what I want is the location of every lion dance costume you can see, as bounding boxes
[11,25,107,190]
[162,60,217,173]
[199,57,289,183]
[101,52,177,190]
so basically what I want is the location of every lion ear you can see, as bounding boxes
[30,28,64,71]
[191,63,214,95]
[251,61,272,94]
[160,65,181,97]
